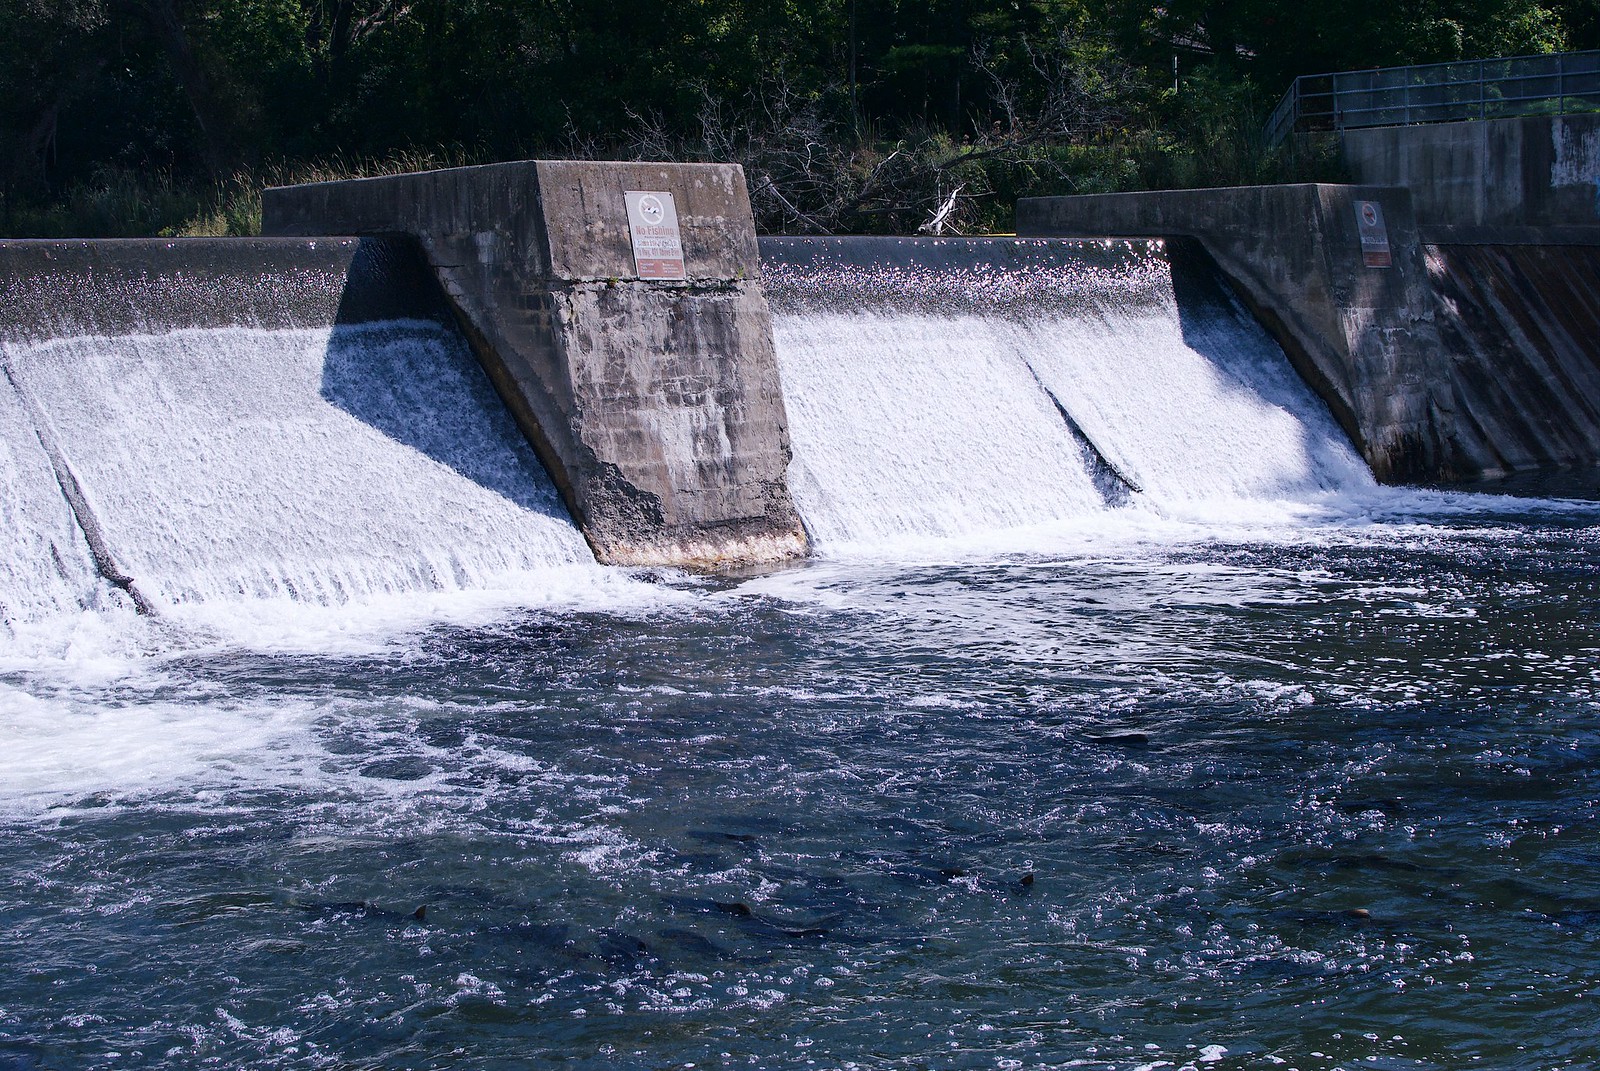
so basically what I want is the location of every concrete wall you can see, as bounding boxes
[263,160,807,570]
[1342,114,1600,241]
[1427,243,1600,473]
[1017,184,1478,481]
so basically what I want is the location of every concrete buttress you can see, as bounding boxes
[261,160,808,569]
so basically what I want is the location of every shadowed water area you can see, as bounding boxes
[2,238,1599,1070]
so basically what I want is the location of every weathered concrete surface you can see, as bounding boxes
[1017,184,1480,481]
[262,161,806,570]
[1427,243,1600,474]
[1342,114,1600,240]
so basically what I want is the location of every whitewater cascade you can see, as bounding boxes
[760,237,1374,548]
[1,234,1380,636]
[2,321,592,615]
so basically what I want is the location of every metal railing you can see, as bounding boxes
[1265,50,1600,146]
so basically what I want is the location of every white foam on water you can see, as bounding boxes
[4,320,594,609]
[734,485,1600,628]
[1006,277,1373,508]
[766,240,1390,555]
[772,312,1105,549]
[0,680,325,819]
[0,370,103,632]
[156,562,700,659]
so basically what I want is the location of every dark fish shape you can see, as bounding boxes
[1085,731,1151,748]
[1270,907,1374,927]
[656,926,774,965]
[663,896,831,939]
[687,830,760,844]
[291,900,426,923]
[593,928,655,967]
[1318,853,1426,873]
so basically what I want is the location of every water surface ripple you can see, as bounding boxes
[3,515,1599,1070]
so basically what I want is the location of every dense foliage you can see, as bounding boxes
[3,0,1595,235]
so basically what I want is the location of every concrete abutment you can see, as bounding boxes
[1020,164,1600,483]
[262,160,808,570]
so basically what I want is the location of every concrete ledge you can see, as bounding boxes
[0,237,440,340]
[1018,184,1474,481]
[264,161,807,569]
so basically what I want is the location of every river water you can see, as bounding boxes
[4,503,1599,1070]
[2,239,1598,1069]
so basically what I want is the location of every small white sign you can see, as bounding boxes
[624,191,687,280]
[1355,200,1391,268]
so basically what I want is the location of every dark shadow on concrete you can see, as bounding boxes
[318,238,576,520]
[1427,243,1600,477]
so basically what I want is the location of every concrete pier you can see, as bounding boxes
[262,160,808,570]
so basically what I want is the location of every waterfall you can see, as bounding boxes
[0,233,1378,633]
[761,236,1371,549]
[0,371,104,634]
[3,321,591,610]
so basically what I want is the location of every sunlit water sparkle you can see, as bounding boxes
[3,506,1600,1071]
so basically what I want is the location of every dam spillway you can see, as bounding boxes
[3,197,1600,1070]
[0,232,1384,632]
[0,237,594,635]
[8,322,591,607]
[761,236,1373,548]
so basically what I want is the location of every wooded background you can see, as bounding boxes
[4,0,1595,235]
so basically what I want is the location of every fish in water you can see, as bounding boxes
[663,896,831,939]
[1271,907,1373,928]
[593,928,654,967]
[291,900,427,923]
[1086,731,1151,748]
[688,830,760,844]
[656,926,773,965]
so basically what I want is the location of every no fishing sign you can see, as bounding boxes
[624,191,687,280]
[1355,200,1392,268]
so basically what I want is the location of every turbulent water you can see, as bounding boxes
[3,242,1600,1070]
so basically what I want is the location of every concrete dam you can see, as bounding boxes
[1019,112,1600,483]
[9,141,1600,1070]
[1,149,1595,633]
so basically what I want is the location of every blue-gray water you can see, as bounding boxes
[4,508,1600,1071]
